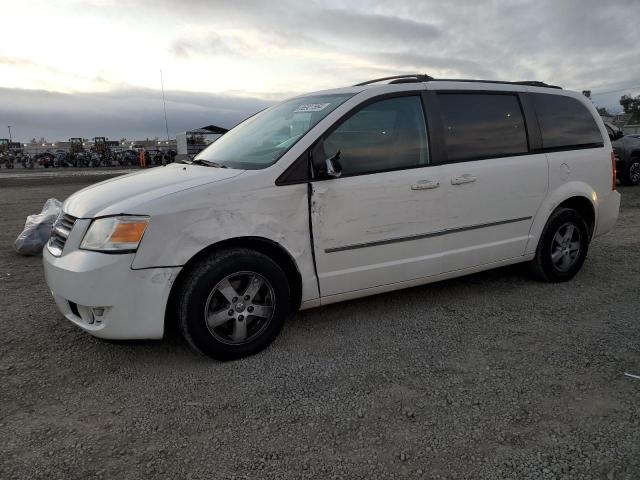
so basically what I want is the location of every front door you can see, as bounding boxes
[309,94,447,298]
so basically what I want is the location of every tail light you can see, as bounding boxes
[611,150,616,190]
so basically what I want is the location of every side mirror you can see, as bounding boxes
[324,151,342,178]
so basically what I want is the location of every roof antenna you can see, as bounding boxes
[160,69,170,142]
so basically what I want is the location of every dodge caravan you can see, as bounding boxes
[43,74,621,360]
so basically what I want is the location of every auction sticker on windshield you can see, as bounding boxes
[294,103,331,113]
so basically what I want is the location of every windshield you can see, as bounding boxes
[194,93,353,169]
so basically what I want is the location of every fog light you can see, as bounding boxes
[91,307,106,324]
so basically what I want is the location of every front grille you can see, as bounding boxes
[613,147,620,162]
[48,213,77,256]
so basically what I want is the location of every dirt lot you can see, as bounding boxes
[1,173,639,479]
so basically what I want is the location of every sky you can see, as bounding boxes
[0,0,639,142]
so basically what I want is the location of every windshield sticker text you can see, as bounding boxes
[294,103,331,113]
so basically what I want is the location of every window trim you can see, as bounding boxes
[276,88,591,185]
[519,92,543,152]
[430,90,532,165]
[276,91,432,185]
[533,142,605,154]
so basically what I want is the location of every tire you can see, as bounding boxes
[620,157,640,186]
[177,248,291,361]
[531,207,589,282]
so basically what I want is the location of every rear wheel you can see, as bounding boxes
[620,157,640,186]
[178,248,291,360]
[531,208,589,282]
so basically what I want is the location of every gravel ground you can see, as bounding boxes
[1,173,639,479]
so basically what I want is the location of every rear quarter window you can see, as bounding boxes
[531,93,603,150]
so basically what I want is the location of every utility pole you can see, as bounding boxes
[7,125,12,142]
[160,70,170,142]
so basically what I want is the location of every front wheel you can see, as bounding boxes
[531,208,590,282]
[177,248,291,361]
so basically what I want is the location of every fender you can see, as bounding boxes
[130,179,320,304]
[524,180,596,255]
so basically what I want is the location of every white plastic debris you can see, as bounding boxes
[623,372,640,380]
[13,198,62,256]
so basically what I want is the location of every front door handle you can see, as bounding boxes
[451,174,477,185]
[411,179,440,190]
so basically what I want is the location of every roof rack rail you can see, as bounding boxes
[354,75,562,89]
[434,78,562,89]
[512,80,562,89]
[354,74,433,86]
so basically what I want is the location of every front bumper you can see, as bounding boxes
[43,247,180,340]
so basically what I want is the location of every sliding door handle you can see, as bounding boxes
[411,179,440,190]
[451,174,477,185]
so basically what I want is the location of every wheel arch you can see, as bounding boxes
[526,183,598,256]
[164,236,303,335]
[555,195,596,239]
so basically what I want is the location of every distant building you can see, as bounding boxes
[614,113,632,127]
[176,125,228,158]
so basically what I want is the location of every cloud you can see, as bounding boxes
[171,33,253,59]
[0,87,272,142]
[365,52,496,79]
[3,0,640,139]
[156,0,640,92]
[300,8,441,48]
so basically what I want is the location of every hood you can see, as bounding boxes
[64,163,244,218]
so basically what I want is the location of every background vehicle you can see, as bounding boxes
[43,75,620,361]
[0,139,23,168]
[69,138,85,166]
[0,151,15,169]
[121,149,139,166]
[92,137,121,166]
[35,152,55,167]
[18,153,34,169]
[55,151,73,168]
[605,123,640,185]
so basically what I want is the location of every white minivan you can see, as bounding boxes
[43,75,621,360]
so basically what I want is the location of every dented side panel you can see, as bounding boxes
[310,167,447,297]
[131,177,320,302]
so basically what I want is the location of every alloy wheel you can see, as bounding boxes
[204,271,275,345]
[629,161,640,184]
[550,222,581,272]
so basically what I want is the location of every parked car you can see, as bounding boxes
[35,152,55,167]
[605,123,640,185]
[43,75,620,360]
[122,149,139,166]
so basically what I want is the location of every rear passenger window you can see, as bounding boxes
[437,93,528,162]
[531,93,603,150]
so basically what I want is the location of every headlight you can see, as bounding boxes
[80,216,149,252]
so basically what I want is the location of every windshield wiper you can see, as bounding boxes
[191,159,228,168]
